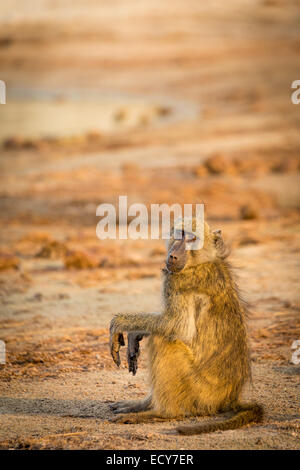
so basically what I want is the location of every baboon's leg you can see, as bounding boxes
[110,395,152,414]
[110,410,182,424]
[127,331,149,375]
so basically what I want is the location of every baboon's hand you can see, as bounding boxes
[110,316,125,366]
[110,332,125,367]
[127,332,144,375]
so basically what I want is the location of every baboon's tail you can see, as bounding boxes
[177,403,263,435]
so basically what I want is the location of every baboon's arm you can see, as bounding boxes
[110,313,162,336]
[110,298,193,366]
[110,300,192,343]
[110,313,162,367]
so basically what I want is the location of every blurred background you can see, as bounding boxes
[0,0,299,450]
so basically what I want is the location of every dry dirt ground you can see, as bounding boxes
[0,0,300,450]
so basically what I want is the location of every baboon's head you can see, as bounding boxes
[165,217,228,273]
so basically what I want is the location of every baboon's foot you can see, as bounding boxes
[112,405,140,414]
[110,398,152,414]
[110,401,125,411]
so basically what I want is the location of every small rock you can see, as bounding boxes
[240,205,259,220]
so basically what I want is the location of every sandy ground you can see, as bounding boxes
[0,0,300,450]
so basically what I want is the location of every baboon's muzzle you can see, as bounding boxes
[166,238,187,273]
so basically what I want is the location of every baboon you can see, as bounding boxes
[109,218,263,434]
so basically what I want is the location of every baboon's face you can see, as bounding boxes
[166,220,226,273]
[166,229,197,273]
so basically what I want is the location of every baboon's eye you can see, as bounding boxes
[185,232,197,242]
[174,229,184,240]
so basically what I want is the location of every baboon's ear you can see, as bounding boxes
[213,229,229,259]
[213,229,222,238]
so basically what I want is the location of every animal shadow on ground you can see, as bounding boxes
[0,397,112,419]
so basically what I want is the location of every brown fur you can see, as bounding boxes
[109,220,263,434]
